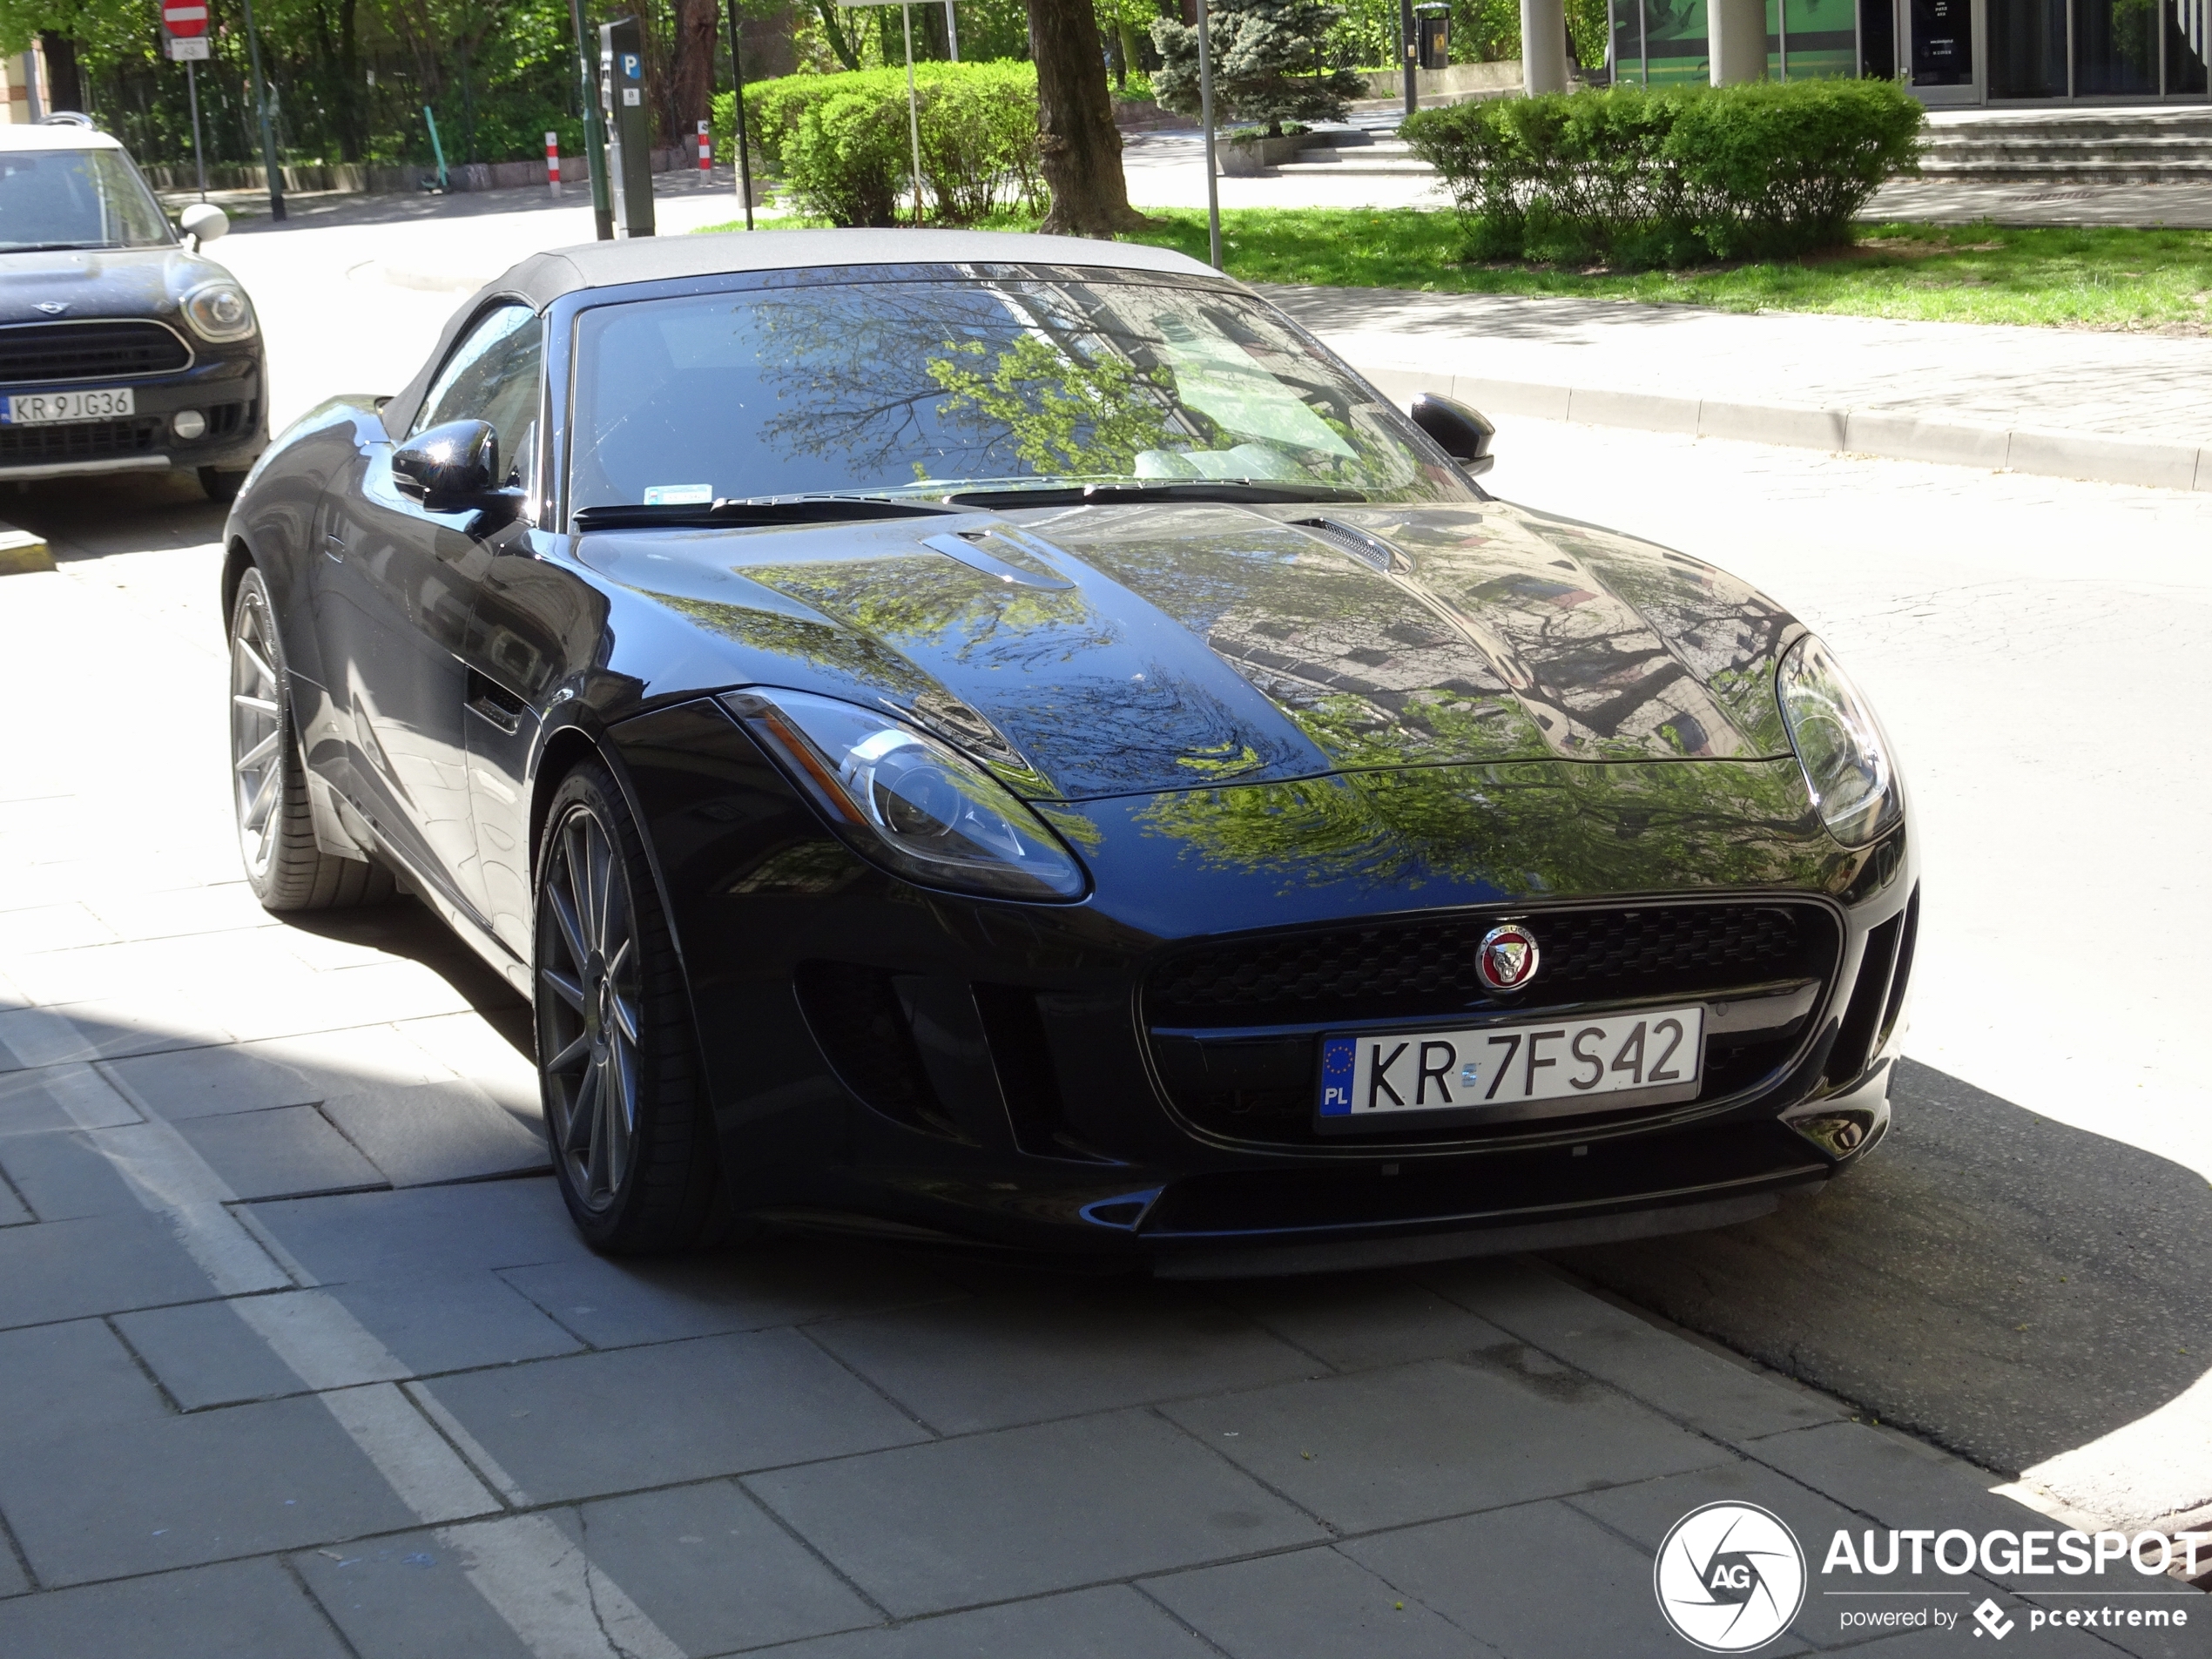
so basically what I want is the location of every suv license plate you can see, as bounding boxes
[1318,1006,1704,1126]
[3,388,135,426]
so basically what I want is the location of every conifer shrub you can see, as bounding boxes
[1401,79,1924,266]
[1153,0,1367,136]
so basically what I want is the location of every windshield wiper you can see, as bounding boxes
[945,481,1368,509]
[571,496,961,532]
[0,242,111,254]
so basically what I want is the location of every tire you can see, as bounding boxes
[228,566,396,912]
[534,760,724,1253]
[200,466,248,503]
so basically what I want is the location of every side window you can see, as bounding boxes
[411,302,543,487]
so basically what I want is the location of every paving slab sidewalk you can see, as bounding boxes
[1268,282,2212,492]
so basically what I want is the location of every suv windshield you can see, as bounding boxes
[567,275,1474,511]
[0,145,173,252]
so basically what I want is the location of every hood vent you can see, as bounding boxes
[921,529,1074,590]
[1291,517,1406,575]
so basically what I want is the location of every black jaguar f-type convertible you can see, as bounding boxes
[221,230,1916,1271]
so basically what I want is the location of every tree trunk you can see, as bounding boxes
[671,0,721,142]
[1025,0,1147,236]
[335,0,364,162]
[813,0,863,70]
[39,32,84,115]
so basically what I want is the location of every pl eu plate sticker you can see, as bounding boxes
[1318,1037,1356,1116]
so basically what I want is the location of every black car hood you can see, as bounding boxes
[0,244,230,326]
[580,501,1802,802]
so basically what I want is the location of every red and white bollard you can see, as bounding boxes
[545,132,561,190]
[697,118,711,185]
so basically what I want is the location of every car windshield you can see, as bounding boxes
[0,145,173,251]
[566,274,1474,511]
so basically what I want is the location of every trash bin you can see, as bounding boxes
[1414,3,1450,70]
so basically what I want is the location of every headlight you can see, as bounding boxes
[1776,634,1900,846]
[721,690,1086,901]
[181,282,256,342]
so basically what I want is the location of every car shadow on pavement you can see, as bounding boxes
[3,472,225,556]
[1548,1055,2212,1492]
[280,897,533,1055]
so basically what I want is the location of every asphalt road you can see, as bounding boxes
[13,191,2212,1544]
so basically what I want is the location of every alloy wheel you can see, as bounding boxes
[539,802,643,1211]
[229,595,286,879]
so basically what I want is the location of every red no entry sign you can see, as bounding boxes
[161,1,207,38]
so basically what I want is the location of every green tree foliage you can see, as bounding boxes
[926,335,1176,475]
[1152,0,1366,134]
[1402,78,1925,266]
[0,0,828,170]
[714,60,1042,223]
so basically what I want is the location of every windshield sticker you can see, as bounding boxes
[643,483,713,506]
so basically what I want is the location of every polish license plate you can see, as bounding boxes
[1317,1006,1704,1128]
[3,388,134,426]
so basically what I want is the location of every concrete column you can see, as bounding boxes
[1708,0,1768,82]
[1521,0,1570,92]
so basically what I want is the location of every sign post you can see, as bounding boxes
[158,0,210,201]
[697,117,711,183]
[837,0,924,225]
[1197,0,1220,268]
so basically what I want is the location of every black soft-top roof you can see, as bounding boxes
[384,228,1222,438]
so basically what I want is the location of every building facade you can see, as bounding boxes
[2,47,49,124]
[1608,0,2211,102]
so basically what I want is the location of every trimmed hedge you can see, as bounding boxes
[1401,79,1925,267]
[711,64,1043,226]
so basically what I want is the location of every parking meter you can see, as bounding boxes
[1415,3,1450,70]
[598,17,656,238]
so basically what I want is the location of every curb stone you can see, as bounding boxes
[0,523,53,577]
[1350,365,2212,494]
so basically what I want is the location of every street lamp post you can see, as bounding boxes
[1399,0,1417,115]
[568,0,615,239]
[723,0,756,228]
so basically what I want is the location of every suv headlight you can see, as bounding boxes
[722,689,1086,901]
[1777,634,1900,846]
[181,281,256,342]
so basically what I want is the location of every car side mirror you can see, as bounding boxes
[178,202,228,249]
[1411,393,1496,476]
[394,419,506,512]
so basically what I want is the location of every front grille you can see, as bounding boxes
[1147,901,1840,1149]
[0,415,165,466]
[0,320,192,384]
[1150,903,1823,1027]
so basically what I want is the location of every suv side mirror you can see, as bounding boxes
[394,419,504,511]
[1410,393,1496,476]
[178,202,229,246]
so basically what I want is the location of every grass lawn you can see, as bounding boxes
[701,208,2212,333]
